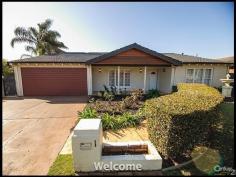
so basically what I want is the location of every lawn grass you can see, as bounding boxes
[48,154,75,176]
[48,102,234,176]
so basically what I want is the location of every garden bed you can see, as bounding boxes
[48,103,234,176]
[86,99,144,115]
[78,87,160,130]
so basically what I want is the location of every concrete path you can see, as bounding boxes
[3,96,87,175]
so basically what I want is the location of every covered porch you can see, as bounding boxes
[85,43,181,95]
[87,65,175,95]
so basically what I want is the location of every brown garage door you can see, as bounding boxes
[21,68,87,96]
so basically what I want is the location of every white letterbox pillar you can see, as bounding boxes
[72,119,103,172]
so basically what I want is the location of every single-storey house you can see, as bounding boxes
[218,56,234,79]
[9,43,233,96]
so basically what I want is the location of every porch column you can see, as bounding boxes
[87,65,92,95]
[143,66,147,93]
[14,65,23,96]
[117,66,120,94]
[170,65,176,86]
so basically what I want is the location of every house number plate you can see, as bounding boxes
[80,142,92,150]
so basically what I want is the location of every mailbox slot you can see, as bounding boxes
[80,142,92,150]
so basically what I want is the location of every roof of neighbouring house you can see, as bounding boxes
[163,53,234,64]
[216,56,234,63]
[8,43,234,65]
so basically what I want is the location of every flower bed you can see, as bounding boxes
[78,88,160,130]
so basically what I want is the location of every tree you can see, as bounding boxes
[2,59,13,76]
[11,19,68,57]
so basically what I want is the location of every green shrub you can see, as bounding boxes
[102,113,116,130]
[78,108,98,119]
[103,91,114,101]
[79,111,142,131]
[146,89,160,99]
[97,85,115,101]
[144,83,224,158]
[119,112,141,127]
[102,112,142,130]
[2,59,13,77]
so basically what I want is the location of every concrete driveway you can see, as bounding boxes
[3,96,87,175]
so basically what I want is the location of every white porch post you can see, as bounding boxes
[117,66,120,94]
[143,66,147,93]
[14,65,23,96]
[87,65,92,95]
[170,65,176,86]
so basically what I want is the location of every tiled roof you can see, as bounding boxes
[9,52,106,63]
[163,53,233,64]
[216,56,234,63]
[86,43,182,65]
[8,44,233,65]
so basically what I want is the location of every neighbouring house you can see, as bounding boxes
[218,56,234,79]
[8,43,234,96]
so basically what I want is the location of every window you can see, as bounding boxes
[115,70,118,86]
[109,70,115,86]
[186,69,194,83]
[194,69,203,83]
[203,69,212,85]
[120,71,124,86]
[109,70,130,87]
[124,72,130,86]
[186,68,212,85]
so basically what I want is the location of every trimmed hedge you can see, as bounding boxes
[145,83,224,158]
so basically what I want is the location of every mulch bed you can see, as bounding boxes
[86,95,146,115]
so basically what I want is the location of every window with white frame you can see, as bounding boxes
[186,69,194,83]
[194,69,204,83]
[109,70,130,87]
[120,71,124,86]
[124,72,130,86]
[109,70,115,86]
[203,69,212,85]
[186,68,213,85]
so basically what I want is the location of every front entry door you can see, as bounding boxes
[149,72,157,90]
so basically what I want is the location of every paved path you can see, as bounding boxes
[3,96,87,175]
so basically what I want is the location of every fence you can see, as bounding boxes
[2,74,17,96]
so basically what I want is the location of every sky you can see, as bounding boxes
[2,2,234,61]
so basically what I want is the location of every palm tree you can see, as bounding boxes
[11,19,68,57]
